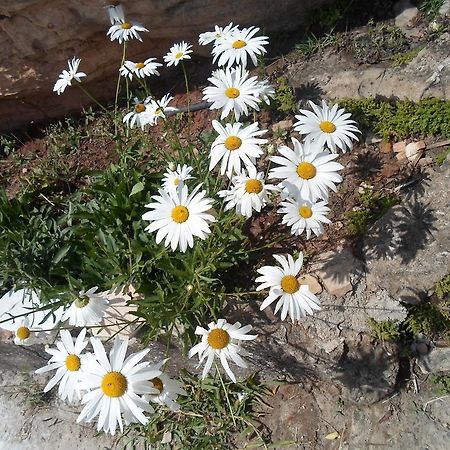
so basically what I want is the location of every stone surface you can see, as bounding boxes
[394,1,419,30]
[393,140,407,160]
[272,119,293,133]
[419,346,450,373]
[364,290,408,323]
[379,140,393,153]
[0,0,333,131]
[298,273,323,294]
[405,140,426,164]
[440,0,450,15]
[364,166,450,303]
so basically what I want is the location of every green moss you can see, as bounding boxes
[346,189,399,235]
[273,77,297,113]
[434,147,450,165]
[405,301,450,337]
[368,318,401,342]
[339,97,450,140]
[432,375,450,395]
[392,47,423,67]
[436,274,450,300]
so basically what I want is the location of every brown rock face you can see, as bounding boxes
[0,0,332,131]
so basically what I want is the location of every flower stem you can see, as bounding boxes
[215,362,237,427]
[76,84,108,112]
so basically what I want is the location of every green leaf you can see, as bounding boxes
[130,182,144,196]
[52,244,71,264]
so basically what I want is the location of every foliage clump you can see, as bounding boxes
[368,317,401,342]
[339,97,450,140]
[273,77,297,113]
[392,46,423,67]
[433,147,450,165]
[404,301,450,337]
[436,274,450,300]
[432,375,450,395]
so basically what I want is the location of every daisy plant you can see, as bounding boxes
[53,57,86,95]
[107,19,149,44]
[198,23,237,46]
[119,58,162,80]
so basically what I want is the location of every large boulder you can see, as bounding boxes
[0,0,332,131]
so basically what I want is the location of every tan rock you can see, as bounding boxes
[298,274,323,295]
[0,0,333,131]
[405,140,426,164]
[272,119,293,133]
[393,141,407,160]
[379,141,393,153]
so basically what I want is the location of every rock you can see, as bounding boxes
[299,274,322,294]
[440,0,450,15]
[394,1,419,30]
[418,346,450,374]
[393,141,407,160]
[364,167,450,301]
[418,155,433,167]
[272,119,293,133]
[379,141,393,154]
[365,290,408,323]
[0,0,334,131]
[405,140,426,164]
[313,250,359,297]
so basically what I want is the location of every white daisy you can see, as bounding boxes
[142,184,216,252]
[119,58,162,80]
[13,317,37,346]
[218,166,278,218]
[269,137,343,201]
[123,97,153,129]
[278,194,331,239]
[77,337,161,435]
[255,253,321,322]
[144,360,187,412]
[212,26,269,68]
[106,4,125,24]
[107,20,149,44]
[53,57,86,95]
[188,319,257,383]
[62,287,109,327]
[202,67,261,121]
[146,94,176,126]
[35,328,88,402]
[257,80,275,105]
[163,41,193,67]
[294,100,360,153]
[198,23,237,46]
[162,164,194,193]
[210,120,267,177]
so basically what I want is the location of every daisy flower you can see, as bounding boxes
[106,4,125,24]
[107,20,149,44]
[163,41,193,67]
[123,97,152,129]
[255,253,321,322]
[212,26,269,68]
[210,120,267,177]
[257,80,275,105]
[13,317,37,346]
[144,360,187,412]
[142,184,216,252]
[119,58,162,80]
[278,194,331,239]
[61,287,108,327]
[162,164,194,193]
[188,319,257,383]
[146,94,176,125]
[53,57,86,95]
[218,166,278,218]
[77,337,161,435]
[198,23,237,46]
[202,67,261,121]
[269,137,343,201]
[35,329,88,402]
[294,100,360,153]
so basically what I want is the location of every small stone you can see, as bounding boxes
[439,0,450,16]
[394,1,419,30]
[419,347,450,374]
[365,290,408,323]
[272,119,293,132]
[418,156,433,167]
[393,141,407,160]
[299,274,323,294]
[416,342,429,355]
[405,140,426,164]
[379,141,393,153]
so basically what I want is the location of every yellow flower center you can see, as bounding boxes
[174,178,180,186]
[225,87,240,99]
[296,162,317,180]
[155,107,163,115]
[280,275,300,294]
[171,205,189,223]
[175,51,184,59]
[224,136,242,151]
[16,326,30,341]
[101,371,128,397]
[121,22,132,30]
[75,295,90,308]
[135,62,145,69]
[135,103,146,113]
[232,40,247,49]
[207,328,230,349]
[245,179,263,194]
[65,354,81,372]
[319,120,337,133]
[299,205,313,218]
[151,377,164,393]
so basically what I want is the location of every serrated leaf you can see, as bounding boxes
[130,182,144,196]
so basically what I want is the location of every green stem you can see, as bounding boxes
[76,84,108,112]
[114,42,127,135]
[215,362,237,427]
[181,62,190,113]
